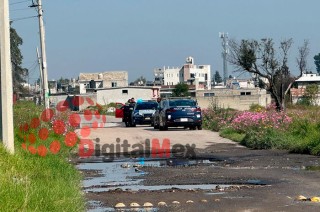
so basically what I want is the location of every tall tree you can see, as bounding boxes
[172,83,189,97]
[296,40,310,75]
[214,71,222,83]
[304,84,319,105]
[10,26,28,93]
[228,38,295,110]
[314,53,320,74]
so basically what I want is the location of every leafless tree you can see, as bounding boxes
[296,40,310,76]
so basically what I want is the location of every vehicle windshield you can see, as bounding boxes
[135,102,158,110]
[169,100,196,107]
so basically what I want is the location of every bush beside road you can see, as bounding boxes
[203,103,320,156]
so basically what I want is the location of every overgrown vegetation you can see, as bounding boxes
[0,101,85,211]
[85,102,117,115]
[203,101,320,156]
[172,83,190,97]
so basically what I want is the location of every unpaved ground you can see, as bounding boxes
[79,117,320,211]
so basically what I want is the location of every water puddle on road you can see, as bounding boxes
[78,158,264,211]
[77,158,221,193]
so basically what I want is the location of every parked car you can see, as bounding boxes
[153,97,202,130]
[131,100,158,127]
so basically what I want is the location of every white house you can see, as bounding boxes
[155,57,211,90]
[291,73,320,105]
[96,86,161,105]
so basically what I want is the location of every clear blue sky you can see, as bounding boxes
[9,0,320,83]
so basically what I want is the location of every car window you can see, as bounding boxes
[136,102,158,110]
[169,100,196,107]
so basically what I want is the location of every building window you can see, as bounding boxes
[240,92,251,95]
[122,89,128,94]
[112,82,117,87]
[204,93,215,97]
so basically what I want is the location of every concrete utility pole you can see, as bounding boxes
[37,47,43,104]
[36,0,49,109]
[219,32,229,86]
[0,0,14,153]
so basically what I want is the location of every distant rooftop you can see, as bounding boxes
[296,73,320,82]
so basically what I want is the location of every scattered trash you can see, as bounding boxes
[133,164,142,168]
[296,195,320,202]
[215,185,224,191]
[135,168,144,173]
[311,197,320,202]
[201,199,208,203]
[186,200,194,204]
[172,201,180,204]
[120,163,130,168]
[296,195,307,201]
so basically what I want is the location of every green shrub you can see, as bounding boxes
[219,127,246,142]
[249,104,265,112]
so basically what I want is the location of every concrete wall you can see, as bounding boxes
[97,87,160,105]
[49,94,97,111]
[196,88,271,111]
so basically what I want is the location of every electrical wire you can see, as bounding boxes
[10,15,38,22]
[10,8,31,11]
[9,0,30,5]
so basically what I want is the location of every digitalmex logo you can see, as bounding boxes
[18,97,107,157]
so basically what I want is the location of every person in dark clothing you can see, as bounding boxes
[123,98,136,127]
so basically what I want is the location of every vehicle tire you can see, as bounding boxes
[154,124,159,129]
[125,122,129,127]
[197,125,202,130]
[189,126,196,130]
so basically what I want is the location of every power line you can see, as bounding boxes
[10,8,31,11]
[10,15,38,22]
[9,0,30,5]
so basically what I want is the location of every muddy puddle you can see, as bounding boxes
[77,159,222,193]
[78,158,267,211]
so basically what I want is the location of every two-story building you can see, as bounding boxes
[154,57,211,90]
[78,71,128,94]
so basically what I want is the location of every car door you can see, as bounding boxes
[115,102,124,118]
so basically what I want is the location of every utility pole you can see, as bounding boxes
[37,47,43,104]
[31,0,49,109]
[219,32,229,86]
[0,0,14,153]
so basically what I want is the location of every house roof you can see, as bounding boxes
[296,73,320,82]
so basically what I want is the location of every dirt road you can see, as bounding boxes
[77,116,320,212]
